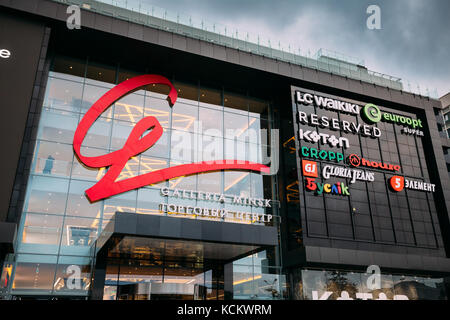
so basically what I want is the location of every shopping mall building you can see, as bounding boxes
[1,0,450,300]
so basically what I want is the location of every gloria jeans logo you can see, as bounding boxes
[73,75,270,202]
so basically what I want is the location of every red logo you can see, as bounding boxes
[73,75,269,202]
[347,154,400,172]
[389,176,405,192]
[302,160,318,178]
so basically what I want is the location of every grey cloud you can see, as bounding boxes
[140,0,450,96]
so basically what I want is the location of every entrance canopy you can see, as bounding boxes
[95,212,278,261]
[91,212,279,299]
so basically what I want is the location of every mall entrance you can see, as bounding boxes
[90,213,279,300]
[102,237,232,300]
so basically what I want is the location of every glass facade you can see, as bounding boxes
[290,268,447,300]
[5,55,283,299]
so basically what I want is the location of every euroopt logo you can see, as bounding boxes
[361,103,423,129]
[73,75,272,202]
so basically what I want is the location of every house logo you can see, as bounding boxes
[73,75,270,202]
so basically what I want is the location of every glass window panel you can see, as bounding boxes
[103,190,138,228]
[37,109,80,144]
[169,161,197,190]
[301,269,327,300]
[50,56,85,82]
[81,84,114,118]
[113,93,145,123]
[111,119,134,151]
[224,112,249,141]
[141,128,169,159]
[201,135,223,163]
[33,141,73,178]
[144,96,172,129]
[393,275,420,300]
[25,176,69,215]
[12,255,57,292]
[43,77,83,113]
[66,180,102,218]
[199,107,223,137]
[224,171,250,197]
[71,146,108,182]
[53,256,91,294]
[82,116,112,149]
[172,102,198,132]
[139,156,169,189]
[60,217,99,256]
[197,171,222,194]
[19,213,63,254]
[170,131,196,162]
[136,187,166,215]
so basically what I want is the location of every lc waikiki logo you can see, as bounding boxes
[302,160,350,196]
[73,75,270,202]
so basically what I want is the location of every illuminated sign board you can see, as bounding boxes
[305,177,350,196]
[296,91,360,115]
[73,75,270,202]
[389,176,435,193]
[361,103,424,136]
[160,187,274,224]
[347,154,401,172]
[322,164,374,184]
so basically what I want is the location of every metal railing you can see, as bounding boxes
[53,0,439,99]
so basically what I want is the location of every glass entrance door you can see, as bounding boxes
[103,258,224,300]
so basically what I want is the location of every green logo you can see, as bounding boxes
[362,103,381,123]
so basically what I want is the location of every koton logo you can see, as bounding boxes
[302,160,318,178]
[73,75,270,202]
[348,154,401,172]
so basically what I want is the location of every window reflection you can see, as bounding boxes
[25,176,69,215]
[21,213,63,250]
[44,77,83,113]
[12,255,57,292]
[60,217,99,255]
[33,141,73,178]
[66,180,102,218]
[172,103,198,132]
[37,109,80,144]
[113,93,145,123]
[144,96,172,129]
[81,84,113,118]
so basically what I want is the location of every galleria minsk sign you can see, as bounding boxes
[73,75,270,202]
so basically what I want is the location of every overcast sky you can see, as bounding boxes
[137,0,449,98]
